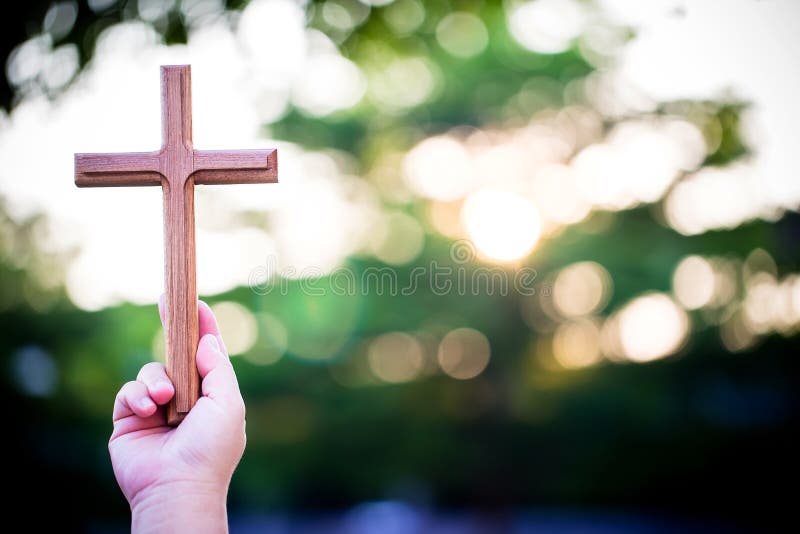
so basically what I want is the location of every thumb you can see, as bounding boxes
[196,334,244,414]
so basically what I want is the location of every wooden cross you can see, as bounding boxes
[74,65,278,425]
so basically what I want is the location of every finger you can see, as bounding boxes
[113,380,157,422]
[161,298,229,358]
[136,362,175,405]
[197,334,243,414]
[111,410,166,440]
[199,300,228,357]
[158,293,166,325]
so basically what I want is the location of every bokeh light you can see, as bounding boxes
[743,272,779,335]
[367,332,424,383]
[427,200,463,238]
[436,12,489,59]
[0,0,387,310]
[438,328,491,380]
[210,301,258,356]
[368,56,439,112]
[673,255,716,310]
[44,1,78,40]
[244,312,288,366]
[12,345,57,397]
[382,0,425,36]
[616,293,689,363]
[508,0,585,54]
[278,290,362,361]
[137,0,174,22]
[719,313,758,353]
[238,0,308,85]
[552,319,602,369]
[369,211,425,266]
[531,164,591,225]
[665,165,768,235]
[1,0,799,528]
[572,120,702,210]
[197,227,277,296]
[291,54,366,116]
[744,248,778,280]
[553,261,612,318]
[403,135,474,201]
[461,188,541,262]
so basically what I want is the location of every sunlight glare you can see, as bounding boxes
[461,189,541,262]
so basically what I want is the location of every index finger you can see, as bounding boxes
[157,295,229,358]
[199,300,229,358]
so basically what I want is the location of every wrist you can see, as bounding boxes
[130,479,229,534]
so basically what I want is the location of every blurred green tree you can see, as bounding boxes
[1,0,797,530]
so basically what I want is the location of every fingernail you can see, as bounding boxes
[203,334,220,352]
[155,379,173,393]
[139,397,155,411]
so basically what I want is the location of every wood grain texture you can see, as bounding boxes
[75,152,161,187]
[73,64,278,425]
[159,65,198,425]
[193,149,278,185]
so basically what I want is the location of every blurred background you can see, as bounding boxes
[1,0,798,532]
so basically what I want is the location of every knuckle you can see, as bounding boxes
[137,361,163,380]
[123,380,143,399]
[116,382,135,405]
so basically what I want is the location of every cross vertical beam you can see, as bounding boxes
[74,65,278,425]
[162,65,192,148]
[160,66,199,423]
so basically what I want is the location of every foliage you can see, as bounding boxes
[1,0,798,530]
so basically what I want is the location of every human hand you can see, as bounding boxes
[108,298,246,533]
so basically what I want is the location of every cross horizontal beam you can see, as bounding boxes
[74,152,161,187]
[74,148,277,187]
